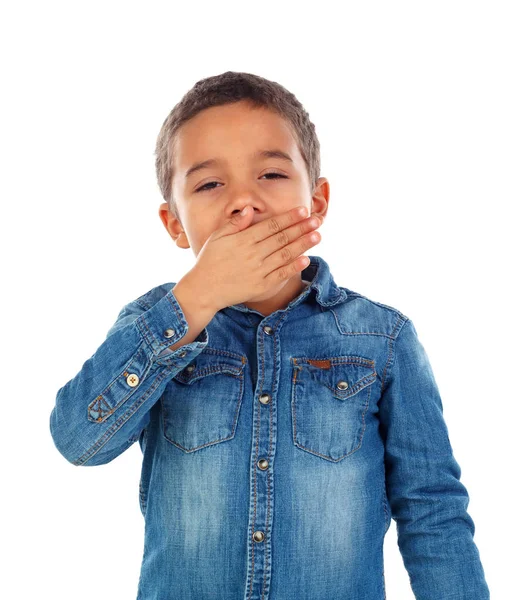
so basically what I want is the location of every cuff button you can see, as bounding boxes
[163,328,176,338]
[126,373,140,387]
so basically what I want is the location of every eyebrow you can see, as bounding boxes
[184,149,294,179]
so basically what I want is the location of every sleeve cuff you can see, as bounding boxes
[135,287,209,358]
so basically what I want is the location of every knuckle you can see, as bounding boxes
[276,230,288,246]
[299,221,309,234]
[280,246,292,262]
[277,266,288,282]
[268,217,280,233]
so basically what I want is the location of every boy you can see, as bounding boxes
[50,71,490,599]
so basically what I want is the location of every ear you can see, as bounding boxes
[158,203,190,249]
[311,177,330,220]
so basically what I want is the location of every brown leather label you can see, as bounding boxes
[306,359,332,369]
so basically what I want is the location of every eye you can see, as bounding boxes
[195,172,288,193]
[262,172,288,180]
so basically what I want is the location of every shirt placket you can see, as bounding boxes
[244,313,286,600]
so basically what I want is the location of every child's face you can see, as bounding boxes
[159,99,329,258]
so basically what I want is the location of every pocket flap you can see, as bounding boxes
[174,349,247,385]
[292,355,376,400]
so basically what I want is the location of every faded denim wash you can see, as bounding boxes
[49,254,490,599]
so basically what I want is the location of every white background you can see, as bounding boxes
[1,1,523,598]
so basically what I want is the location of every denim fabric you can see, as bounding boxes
[49,254,490,599]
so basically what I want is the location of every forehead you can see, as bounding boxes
[173,101,301,167]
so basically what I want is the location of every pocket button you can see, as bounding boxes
[336,380,349,391]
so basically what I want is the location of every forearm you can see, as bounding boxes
[50,287,210,466]
[380,318,490,598]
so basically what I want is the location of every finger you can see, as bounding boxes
[264,226,321,282]
[244,206,309,244]
[260,213,321,261]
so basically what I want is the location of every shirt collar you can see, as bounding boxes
[222,255,347,323]
[300,254,348,308]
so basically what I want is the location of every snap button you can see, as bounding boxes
[336,380,349,390]
[259,393,270,405]
[179,351,187,358]
[186,364,195,373]
[263,325,273,335]
[163,328,175,338]
[126,373,140,387]
[258,458,269,470]
[252,531,265,542]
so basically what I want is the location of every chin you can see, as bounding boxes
[249,280,288,302]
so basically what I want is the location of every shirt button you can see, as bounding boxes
[253,531,265,542]
[179,351,187,358]
[258,458,269,470]
[126,373,140,387]
[163,328,175,338]
[186,364,195,373]
[263,325,273,335]
[337,380,349,390]
[259,393,270,405]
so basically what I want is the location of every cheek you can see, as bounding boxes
[189,224,219,253]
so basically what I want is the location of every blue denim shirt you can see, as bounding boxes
[49,254,490,599]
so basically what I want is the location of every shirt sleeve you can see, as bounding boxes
[49,287,209,466]
[378,317,490,599]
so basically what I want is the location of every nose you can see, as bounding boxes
[232,203,264,223]
[246,210,270,226]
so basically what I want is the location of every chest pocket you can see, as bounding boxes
[291,355,377,462]
[161,349,247,453]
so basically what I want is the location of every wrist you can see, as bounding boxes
[173,271,218,317]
